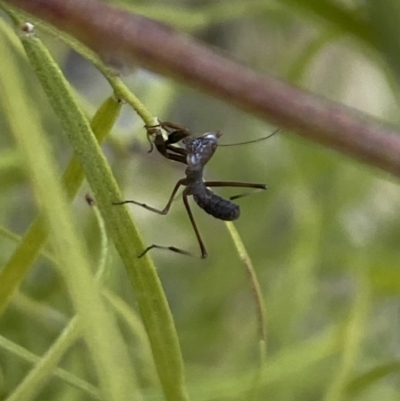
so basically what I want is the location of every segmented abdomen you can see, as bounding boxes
[194,190,240,221]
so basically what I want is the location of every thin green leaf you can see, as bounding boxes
[0,94,122,316]
[2,20,139,401]
[15,20,189,401]
[225,221,267,401]
[0,334,102,400]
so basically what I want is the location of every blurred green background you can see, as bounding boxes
[1,0,400,400]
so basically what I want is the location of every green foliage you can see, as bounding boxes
[0,1,400,401]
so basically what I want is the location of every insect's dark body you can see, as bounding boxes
[115,121,266,258]
[194,190,240,221]
[184,166,240,221]
[148,122,241,221]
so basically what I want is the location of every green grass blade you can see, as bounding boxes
[225,221,267,401]
[0,95,122,316]
[5,317,82,401]
[0,334,102,400]
[15,21,189,401]
[8,199,121,401]
[225,222,267,343]
[323,265,371,401]
[2,21,140,401]
[346,361,400,396]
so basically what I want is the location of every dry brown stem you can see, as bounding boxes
[5,0,400,178]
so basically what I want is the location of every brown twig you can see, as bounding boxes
[5,0,400,178]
